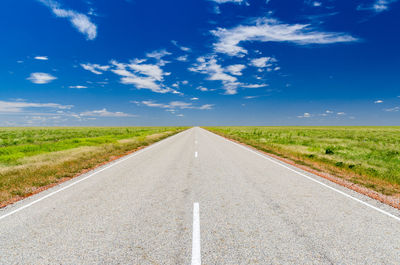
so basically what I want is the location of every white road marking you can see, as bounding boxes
[195,140,198,144]
[208,130,400,222]
[191,202,201,265]
[195,151,198,158]
[0,130,188,221]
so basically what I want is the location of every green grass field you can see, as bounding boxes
[0,127,186,206]
[206,126,400,196]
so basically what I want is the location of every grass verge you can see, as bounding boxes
[0,127,186,207]
[205,127,400,206]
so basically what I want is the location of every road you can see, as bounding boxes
[1,127,400,264]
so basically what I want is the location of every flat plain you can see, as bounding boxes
[0,127,186,206]
[206,126,400,198]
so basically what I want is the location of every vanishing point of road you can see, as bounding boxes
[1,127,399,264]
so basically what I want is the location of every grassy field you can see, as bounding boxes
[206,126,400,196]
[0,127,186,206]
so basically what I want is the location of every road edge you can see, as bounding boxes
[0,128,189,210]
[204,128,400,211]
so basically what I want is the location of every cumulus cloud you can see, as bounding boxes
[249,57,277,68]
[374,100,384,103]
[110,60,171,93]
[38,0,97,40]
[27,72,57,84]
[225,64,246,76]
[34,56,48,60]
[81,63,110,75]
[211,17,358,57]
[0,100,73,113]
[189,56,240,94]
[80,108,133,117]
[80,56,175,94]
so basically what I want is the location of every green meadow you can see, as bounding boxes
[0,127,186,205]
[206,126,400,195]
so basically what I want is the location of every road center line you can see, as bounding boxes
[195,151,198,158]
[206,129,400,222]
[191,202,201,265]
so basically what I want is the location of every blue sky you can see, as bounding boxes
[1,0,399,126]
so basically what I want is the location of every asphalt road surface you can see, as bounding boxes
[1,127,400,264]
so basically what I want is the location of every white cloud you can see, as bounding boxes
[0,100,73,113]
[197,86,209,92]
[81,63,110,75]
[384,106,400,112]
[325,110,334,113]
[226,64,246,76]
[110,60,171,93]
[80,108,133,117]
[34,56,48,60]
[38,0,97,40]
[358,0,398,12]
[177,55,189,62]
[209,0,245,4]
[69,85,87,89]
[81,58,174,94]
[189,56,240,94]
[191,97,199,100]
[211,17,358,57]
[249,57,277,68]
[241,83,269,88]
[297,112,312,118]
[171,40,192,52]
[146,49,172,60]
[374,100,384,103]
[133,100,213,110]
[27,72,57,84]
[305,1,322,7]
[337,112,346,115]
[177,114,184,117]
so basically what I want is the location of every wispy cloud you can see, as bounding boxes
[81,63,110,74]
[357,0,398,12]
[211,17,358,57]
[34,56,48,60]
[209,0,246,4]
[171,40,192,52]
[27,72,57,84]
[69,85,87,89]
[38,0,97,40]
[384,106,400,112]
[80,108,133,117]
[177,55,189,62]
[0,100,72,113]
[132,100,213,110]
[374,100,384,103]
[241,83,269,88]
